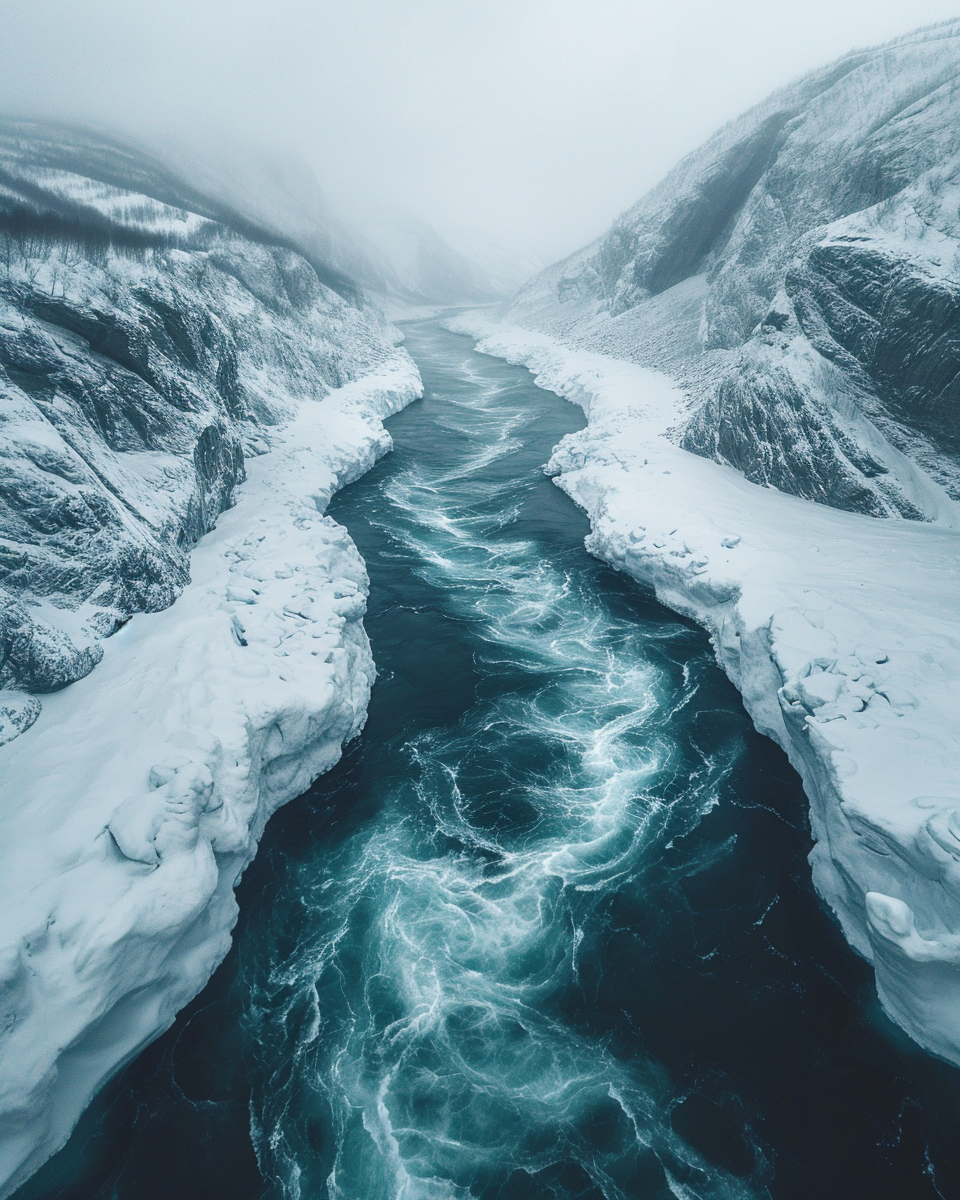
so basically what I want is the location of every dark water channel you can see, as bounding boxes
[19,319,960,1200]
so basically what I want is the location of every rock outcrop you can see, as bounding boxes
[501,20,960,518]
[0,119,398,742]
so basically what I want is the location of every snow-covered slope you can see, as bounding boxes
[503,19,960,516]
[452,21,960,1069]
[0,118,401,736]
[0,123,422,1193]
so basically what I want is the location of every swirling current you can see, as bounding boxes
[18,318,960,1200]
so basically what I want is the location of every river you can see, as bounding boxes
[17,318,960,1200]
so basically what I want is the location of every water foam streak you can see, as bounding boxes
[241,325,760,1199]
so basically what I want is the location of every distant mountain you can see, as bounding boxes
[357,212,537,305]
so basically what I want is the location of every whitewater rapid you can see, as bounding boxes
[238,324,764,1199]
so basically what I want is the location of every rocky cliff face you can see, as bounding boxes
[0,120,397,743]
[502,20,960,519]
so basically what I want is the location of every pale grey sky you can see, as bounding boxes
[1,1,958,261]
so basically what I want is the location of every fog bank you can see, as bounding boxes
[1,1,958,267]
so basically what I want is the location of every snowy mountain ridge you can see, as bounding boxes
[0,118,406,733]
[453,19,960,1069]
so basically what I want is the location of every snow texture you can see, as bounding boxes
[0,121,423,1195]
[448,306,960,1072]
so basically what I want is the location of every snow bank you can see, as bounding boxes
[0,353,421,1196]
[448,311,960,1068]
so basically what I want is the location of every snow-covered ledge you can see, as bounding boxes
[448,312,960,1069]
[0,354,422,1197]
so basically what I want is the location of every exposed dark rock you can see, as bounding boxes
[0,120,398,735]
[789,237,960,458]
[680,333,925,517]
[503,20,960,517]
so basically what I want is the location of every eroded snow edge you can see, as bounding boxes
[0,353,423,1196]
[447,311,960,1072]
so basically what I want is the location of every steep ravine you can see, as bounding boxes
[17,319,960,1200]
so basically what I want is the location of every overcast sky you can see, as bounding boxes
[1,1,959,262]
